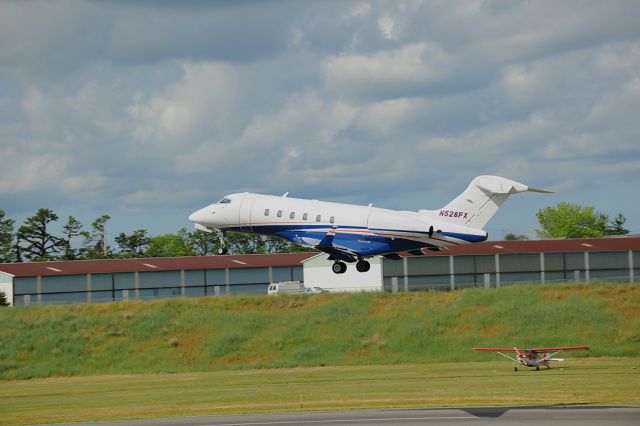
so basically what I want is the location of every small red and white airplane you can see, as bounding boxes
[473,346,590,371]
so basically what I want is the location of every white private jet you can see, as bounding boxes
[188,175,551,274]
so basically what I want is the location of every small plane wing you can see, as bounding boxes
[473,346,589,353]
[528,346,590,353]
[472,347,519,352]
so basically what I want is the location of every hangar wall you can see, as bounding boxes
[7,260,305,306]
[382,250,639,292]
[303,254,383,292]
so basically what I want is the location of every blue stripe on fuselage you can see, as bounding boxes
[222,224,477,256]
[439,231,487,243]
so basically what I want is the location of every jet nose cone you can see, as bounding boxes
[188,207,210,224]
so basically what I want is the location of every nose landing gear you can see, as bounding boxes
[217,231,228,255]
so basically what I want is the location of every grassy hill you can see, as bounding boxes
[1,283,638,380]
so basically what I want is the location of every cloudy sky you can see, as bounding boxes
[1,0,639,241]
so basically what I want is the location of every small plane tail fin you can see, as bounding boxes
[431,175,552,229]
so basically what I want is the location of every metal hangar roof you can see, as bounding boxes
[0,252,318,278]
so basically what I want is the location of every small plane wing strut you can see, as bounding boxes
[495,351,519,363]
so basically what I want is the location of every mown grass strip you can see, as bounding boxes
[1,358,639,425]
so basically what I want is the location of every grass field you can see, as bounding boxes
[1,283,639,380]
[1,357,638,425]
[1,283,639,424]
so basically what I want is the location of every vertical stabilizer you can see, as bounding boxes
[431,175,551,229]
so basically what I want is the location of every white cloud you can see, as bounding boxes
[176,91,359,183]
[323,42,455,99]
[120,189,207,212]
[1,0,640,235]
[0,145,104,195]
[354,97,427,137]
[128,62,240,150]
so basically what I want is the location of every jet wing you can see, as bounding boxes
[315,229,359,263]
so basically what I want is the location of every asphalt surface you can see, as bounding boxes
[50,405,640,426]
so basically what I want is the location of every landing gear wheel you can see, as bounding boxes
[332,261,347,274]
[536,366,540,371]
[217,247,228,255]
[514,367,518,372]
[356,260,371,273]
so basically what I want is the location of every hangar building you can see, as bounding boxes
[303,236,640,292]
[0,236,638,306]
[0,253,314,306]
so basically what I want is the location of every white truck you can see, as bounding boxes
[267,281,304,295]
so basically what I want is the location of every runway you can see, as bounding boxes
[54,405,640,426]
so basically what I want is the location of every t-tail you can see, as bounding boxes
[424,175,552,229]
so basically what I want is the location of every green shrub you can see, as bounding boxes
[0,290,9,306]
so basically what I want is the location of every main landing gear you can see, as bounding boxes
[356,260,371,272]
[331,259,371,274]
[332,262,347,274]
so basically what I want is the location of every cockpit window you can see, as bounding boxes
[218,197,232,204]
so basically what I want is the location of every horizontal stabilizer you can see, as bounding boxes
[527,187,554,194]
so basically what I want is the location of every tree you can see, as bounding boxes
[79,214,112,259]
[145,228,194,257]
[60,216,83,260]
[504,233,529,241]
[188,229,222,256]
[264,235,291,253]
[605,214,630,236]
[115,229,151,258]
[0,210,15,263]
[536,202,608,238]
[17,208,63,261]
[227,231,266,254]
[263,235,314,253]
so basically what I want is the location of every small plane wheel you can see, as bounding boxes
[217,247,228,255]
[536,366,540,371]
[332,262,347,274]
[356,260,370,273]
[514,367,518,372]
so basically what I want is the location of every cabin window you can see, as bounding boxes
[264,209,270,216]
[316,214,321,222]
[329,216,335,224]
[277,210,283,218]
[218,197,232,204]
[289,212,295,219]
[302,213,308,221]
